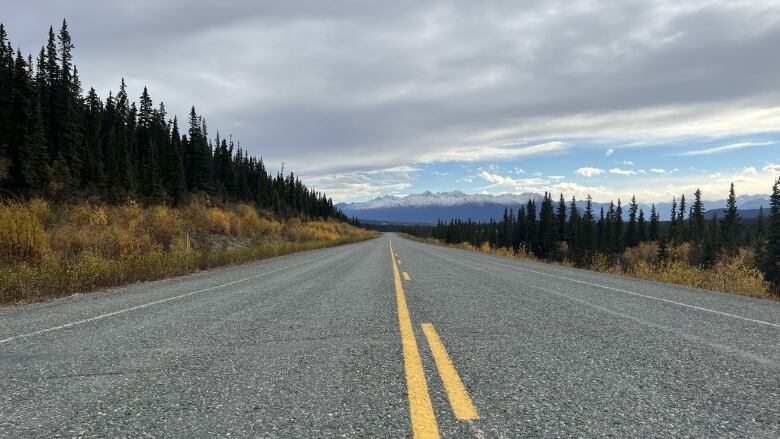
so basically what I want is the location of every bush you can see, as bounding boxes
[0,199,376,305]
[0,201,49,265]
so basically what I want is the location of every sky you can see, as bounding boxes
[3,0,780,203]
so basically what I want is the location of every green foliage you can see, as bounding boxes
[0,21,345,221]
[404,180,779,298]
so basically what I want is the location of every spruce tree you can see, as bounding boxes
[649,204,660,241]
[668,197,678,242]
[7,51,49,195]
[763,178,780,292]
[81,87,103,191]
[626,195,639,247]
[581,195,597,264]
[0,23,13,176]
[567,196,582,264]
[689,188,705,243]
[703,214,721,266]
[55,20,83,186]
[638,208,647,242]
[721,182,741,256]
[539,193,558,259]
[597,206,606,252]
[557,193,567,240]
[754,205,765,264]
[676,194,687,243]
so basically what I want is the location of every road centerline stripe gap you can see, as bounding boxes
[389,240,439,438]
[421,323,479,421]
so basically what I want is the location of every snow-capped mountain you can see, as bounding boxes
[337,191,542,224]
[337,191,771,224]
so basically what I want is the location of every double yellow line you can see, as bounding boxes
[389,241,478,438]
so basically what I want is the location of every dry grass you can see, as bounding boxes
[597,245,771,299]
[0,199,376,305]
[402,234,772,299]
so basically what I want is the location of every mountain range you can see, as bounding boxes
[337,191,770,224]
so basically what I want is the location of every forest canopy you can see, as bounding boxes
[0,21,345,221]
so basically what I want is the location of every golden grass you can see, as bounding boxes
[401,234,772,299]
[0,199,377,305]
[599,246,770,299]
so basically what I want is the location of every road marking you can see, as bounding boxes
[0,253,333,345]
[403,272,412,281]
[390,240,439,438]
[421,323,479,420]
[476,258,780,329]
[419,243,780,329]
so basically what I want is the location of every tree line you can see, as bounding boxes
[402,182,780,294]
[0,21,345,220]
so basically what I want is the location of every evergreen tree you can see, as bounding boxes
[649,204,659,241]
[668,197,678,242]
[538,193,558,259]
[81,87,103,190]
[676,194,687,243]
[581,195,597,264]
[754,205,765,264]
[525,200,538,255]
[703,214,721,266]
[557,193,567,240]
[626,195,639,247]
[721,183,741,256]
[764,178,780,292]
[638,208,647,242]
[689,188,705,243]
[567,196,582,264]
[54,20,83,184]
[0,23,14,182]
[135,86,162,199]
[597,206,606,252]
[7,51,49,195]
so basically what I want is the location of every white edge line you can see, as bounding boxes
[0,253,331,344]
[478,255,780,329]
[407,238,780,329]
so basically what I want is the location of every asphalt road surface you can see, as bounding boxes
[1,233,778,438]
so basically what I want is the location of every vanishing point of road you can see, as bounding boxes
[1,234,778,437]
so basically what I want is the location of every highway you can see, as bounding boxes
[1,233,778,438]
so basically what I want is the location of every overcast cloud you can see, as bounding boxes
[4,0,780,201]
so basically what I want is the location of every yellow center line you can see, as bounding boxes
[403,272,412,281]
[390,240,439,438]
[421,323,480,420]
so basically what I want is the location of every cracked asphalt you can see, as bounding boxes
[1,233,778,438]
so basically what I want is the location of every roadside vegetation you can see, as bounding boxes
[0,198,375,305]
[400,180,780,299]
[0,22,374,305]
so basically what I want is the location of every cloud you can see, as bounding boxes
[609,168,637,176]
[650,168,668,174]
[675,141,774,156]
[478,171,547,188]
[305,165,421,202]
[743,166,758,175]
[575,167,605,177]
[6,1,780,200]
[764,163,780,173]
[605,149,615,157]
[3,0,780,184]
[623,160,634,165]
